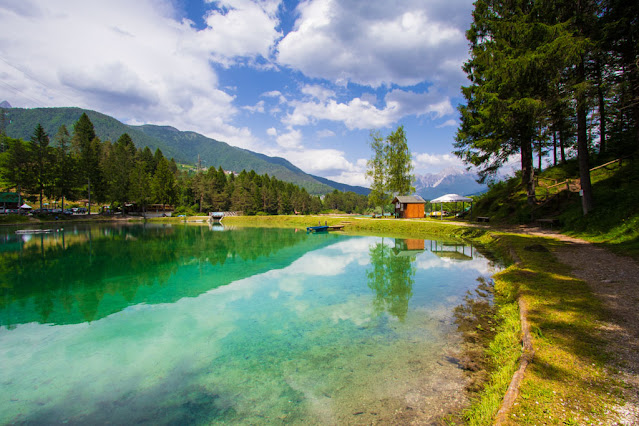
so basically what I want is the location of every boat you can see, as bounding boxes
[306,225,329,233]
[15,229,53,235]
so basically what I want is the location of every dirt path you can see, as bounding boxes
[505,225,639,424]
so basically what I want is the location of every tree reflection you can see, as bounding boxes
[0,225,339,327]
[366,238,416,321]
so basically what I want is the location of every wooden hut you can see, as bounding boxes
[0,192,20,212]
[392,195,425,219]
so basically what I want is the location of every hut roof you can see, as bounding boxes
[430,193,472,203]
[393,195,425,204]
[0,192,20,203]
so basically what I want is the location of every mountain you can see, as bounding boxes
[309,174,370,195]
[3,106,369,195]
[414,168,487,200]
[0,100,11,108]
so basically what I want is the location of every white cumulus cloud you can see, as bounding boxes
[276,128,302,148]
[0,0,284,149]
[276,0,472,90]
[282,88,452,130]
[413,153,464,173]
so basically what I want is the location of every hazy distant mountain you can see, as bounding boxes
[3,106,369,195]
[414,168,487,200]
[0,100,11,108]
[309,174,370,196]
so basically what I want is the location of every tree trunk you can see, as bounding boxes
[553,130,557,165]
[537,140,542,172]
[577,58,594,215]
[596,59,606,156]
[521,134,535,204]
[88,178,92,216]
[559,128,566,164]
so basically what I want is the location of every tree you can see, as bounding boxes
[0,137,31,208]
[366,130,390,214]
[138,146,155,174]
[385,125,414,196]
[53,125,77,211]
[151,157,176,211]
[602,0,639,152]
[104,133,136,212]
[366,126,414,213]
[29,124,53,210]
[72,114,101,213]
[455,0,592,207]
[129,159,151,217]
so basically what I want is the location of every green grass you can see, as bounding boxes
[499,234,622,424]
[471,156,639,259]
[0,214,30,224]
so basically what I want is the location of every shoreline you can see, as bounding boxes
[3,214,634,423]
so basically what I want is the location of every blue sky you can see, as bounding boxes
[0,0,477,186]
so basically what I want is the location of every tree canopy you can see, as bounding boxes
[455,0,639,214]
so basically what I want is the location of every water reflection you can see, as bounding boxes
[0,228,499,425]
[367,238,416,321]
[0,224,341,327]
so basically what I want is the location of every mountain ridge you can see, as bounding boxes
[3,106,369,195]
[414,168,487,200]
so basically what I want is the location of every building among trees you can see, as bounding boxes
[392,195,425,219]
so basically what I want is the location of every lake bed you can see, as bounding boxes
[0,224,499,424]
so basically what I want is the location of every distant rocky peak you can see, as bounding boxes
[0,100,12,109]
[413,167,487,199]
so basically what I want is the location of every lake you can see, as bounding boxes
[0,223,499,424]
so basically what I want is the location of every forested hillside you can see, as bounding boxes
[2,107,341,194]
[0,113,369,215]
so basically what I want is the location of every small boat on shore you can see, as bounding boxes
[15,229,54,235]
[306,225,329,233]
[306,224,345,233]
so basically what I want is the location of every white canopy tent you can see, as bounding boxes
[20,203,32,209]
[429,194,473,220]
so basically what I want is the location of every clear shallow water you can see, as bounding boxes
[0,223,498,424]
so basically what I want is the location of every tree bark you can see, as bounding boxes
[521,134,535,204]
[596,59,606,156]
[553,130,557,165]
[559,128,566,164]
[577,58,594,215]
[537,140,542,172]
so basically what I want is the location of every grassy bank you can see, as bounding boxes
[472,157,639,260]
[225,214,487,240]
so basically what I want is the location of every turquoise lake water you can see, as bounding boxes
[0,223,499,424]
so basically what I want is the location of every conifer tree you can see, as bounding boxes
[53,125,77,210]
[0,137,31,209]
[151,157,176,211]
[29,124,53,210]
